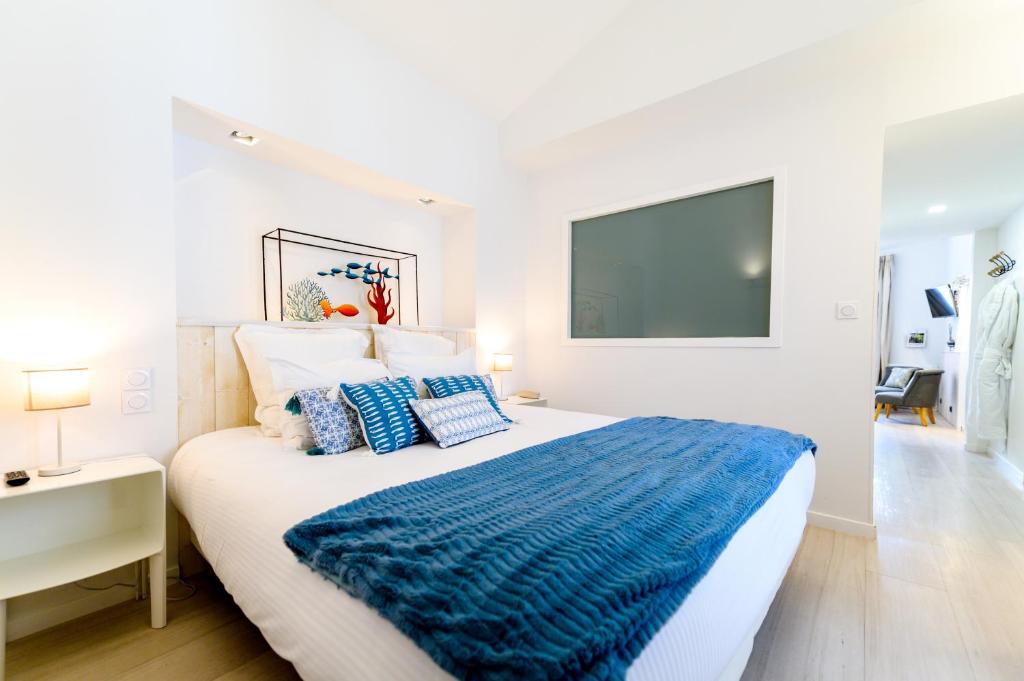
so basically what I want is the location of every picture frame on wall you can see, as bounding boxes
[905,330,927,348]
[262,228,420,326]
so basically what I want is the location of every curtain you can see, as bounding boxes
[877,255,894,383]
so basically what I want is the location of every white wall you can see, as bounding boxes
[522,0,1024,532]
[442,209,478,328]
[883,235,968,369]
[0,2,176,475]
[174,132,445,326]
[0,0,528,637]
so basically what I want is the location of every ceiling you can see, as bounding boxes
[881,94,1024,247]
[327,0,915,130]
[326,0,635,120]
[172,99,470,215]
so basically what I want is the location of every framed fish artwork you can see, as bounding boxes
[263,228,419,325]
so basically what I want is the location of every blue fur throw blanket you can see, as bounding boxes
[284,417,815,680]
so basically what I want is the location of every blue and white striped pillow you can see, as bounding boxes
[339,376,428,454]
[422,374,512,424]
[409,391,509,448]
[293,387,366,455]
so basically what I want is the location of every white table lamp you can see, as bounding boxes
[24,368,90,476]
[492,353,513,401]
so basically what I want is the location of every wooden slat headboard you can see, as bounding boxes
[176,320,476,447]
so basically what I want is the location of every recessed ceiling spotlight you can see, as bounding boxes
[927,204,947,214]
[230,130,260,146]
[417,197,435,206]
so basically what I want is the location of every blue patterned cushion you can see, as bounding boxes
[422,375,512,424]
[293,387,366,455]
[339,376,428,454]
[409,391,510,449]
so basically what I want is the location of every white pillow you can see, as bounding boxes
[234,325,369,434]
[266,356,392,394]
[387,349,477,397]
[264,357,393,441]
[372,325,455,365]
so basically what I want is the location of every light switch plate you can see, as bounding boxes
[836,301,860,319]
[122,390,152,414]
[122,368,151,390]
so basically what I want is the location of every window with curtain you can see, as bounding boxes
[567,176,782,346]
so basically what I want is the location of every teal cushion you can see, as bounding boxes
[884,367,915,389]
[422,375,512,424]
[339,376,428,454]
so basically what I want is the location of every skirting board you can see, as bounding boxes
[966,440,1023,489]
[994,452,1024,489]
[807,510,877,538]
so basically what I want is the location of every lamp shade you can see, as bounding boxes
[24,368,91,411]
[492,353,513,372]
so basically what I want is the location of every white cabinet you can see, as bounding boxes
[0,456,166,678]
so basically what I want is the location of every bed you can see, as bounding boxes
[169,321,814,681]
[169,407,812,681]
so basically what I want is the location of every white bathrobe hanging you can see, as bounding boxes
[967,279,1019,442]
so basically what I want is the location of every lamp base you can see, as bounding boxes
[38,463,82,477]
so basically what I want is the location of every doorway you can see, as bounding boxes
[871,92,1024,677]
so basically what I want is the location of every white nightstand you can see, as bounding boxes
[503,394,548,408]
[0,456,166,678]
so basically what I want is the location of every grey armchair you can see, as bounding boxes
[876,365,921,394]
[874,369,944,427]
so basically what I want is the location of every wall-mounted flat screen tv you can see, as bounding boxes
[925,285,957,318]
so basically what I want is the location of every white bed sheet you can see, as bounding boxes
[169,405,814,681]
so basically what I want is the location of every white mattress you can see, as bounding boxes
[169,405,814,681]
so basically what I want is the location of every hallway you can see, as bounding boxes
[742,414,1024,681]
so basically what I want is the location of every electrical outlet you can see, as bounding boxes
[122,390,151,414]
[122,368,151,390]
[836,301,860,319]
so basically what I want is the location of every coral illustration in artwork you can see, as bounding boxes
[284,278,328,322]
[318,261,399,324]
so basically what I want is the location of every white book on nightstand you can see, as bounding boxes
[0,455,167,678]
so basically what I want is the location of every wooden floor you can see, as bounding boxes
[9,410,1024,680]
[743,411,1024,681]
[6,577,300,681]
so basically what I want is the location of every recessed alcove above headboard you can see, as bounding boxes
[176,320,475,447]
